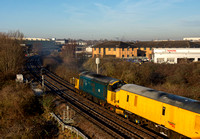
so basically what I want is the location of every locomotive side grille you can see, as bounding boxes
[111,92,116,102]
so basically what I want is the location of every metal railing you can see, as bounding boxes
[50,112,88,139]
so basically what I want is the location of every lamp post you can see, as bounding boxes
[96,58,100,74]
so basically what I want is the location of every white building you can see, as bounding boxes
[153,48,200,64]
[183,37,200,42]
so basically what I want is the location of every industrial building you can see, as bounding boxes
[153,48,200,64]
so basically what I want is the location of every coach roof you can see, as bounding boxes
[80,71,119,84]
[121,84,200,114]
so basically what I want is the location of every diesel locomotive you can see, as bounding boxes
[72,71,200,138]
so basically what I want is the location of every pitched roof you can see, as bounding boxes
[93,40,200,49]
[92,41,134,48]
[132,41,200,48]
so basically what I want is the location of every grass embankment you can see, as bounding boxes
[0,81,58,138]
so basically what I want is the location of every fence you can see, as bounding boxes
[50,112,88,139]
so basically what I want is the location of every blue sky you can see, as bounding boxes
[0,0,200,40]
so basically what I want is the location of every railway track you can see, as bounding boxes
[26,56,166,139]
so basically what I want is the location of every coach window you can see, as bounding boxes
[134,96,138,106]
[162,107,166,116]
[127,95,129,102]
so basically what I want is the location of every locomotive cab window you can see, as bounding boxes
[162,107,166,116]
[109,81,126,91]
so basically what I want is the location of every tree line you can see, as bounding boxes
[0,31,24,83]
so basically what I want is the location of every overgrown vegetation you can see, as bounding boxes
[0,31,58,138]
[0,82,58,138]
[83,58,200,100]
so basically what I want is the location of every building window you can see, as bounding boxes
[138,48,140,50]
[114,48,116,51]
[127,47,129,51]
[108,48,111,51]
[132,48,134,51]
[150,47,152,50]
[157,58,164,63]
[122,55,124,58]
[99,48,101,54]
[122,48,124,51]
[167,58,175,63]
[132,54,134,57]
[127,55,129,57]
[144,47,146,50]
[94,48,96,51]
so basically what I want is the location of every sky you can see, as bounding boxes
[0,0,200,41]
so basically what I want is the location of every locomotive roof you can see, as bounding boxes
[121,84,200,114]
[80,71,119,84]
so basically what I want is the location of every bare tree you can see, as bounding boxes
[0,31,24,76]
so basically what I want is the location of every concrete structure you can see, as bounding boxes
[55,39,68,45]
[183,37,200,42]
[153,48,200,64]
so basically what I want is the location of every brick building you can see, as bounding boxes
[92,41,138,58]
